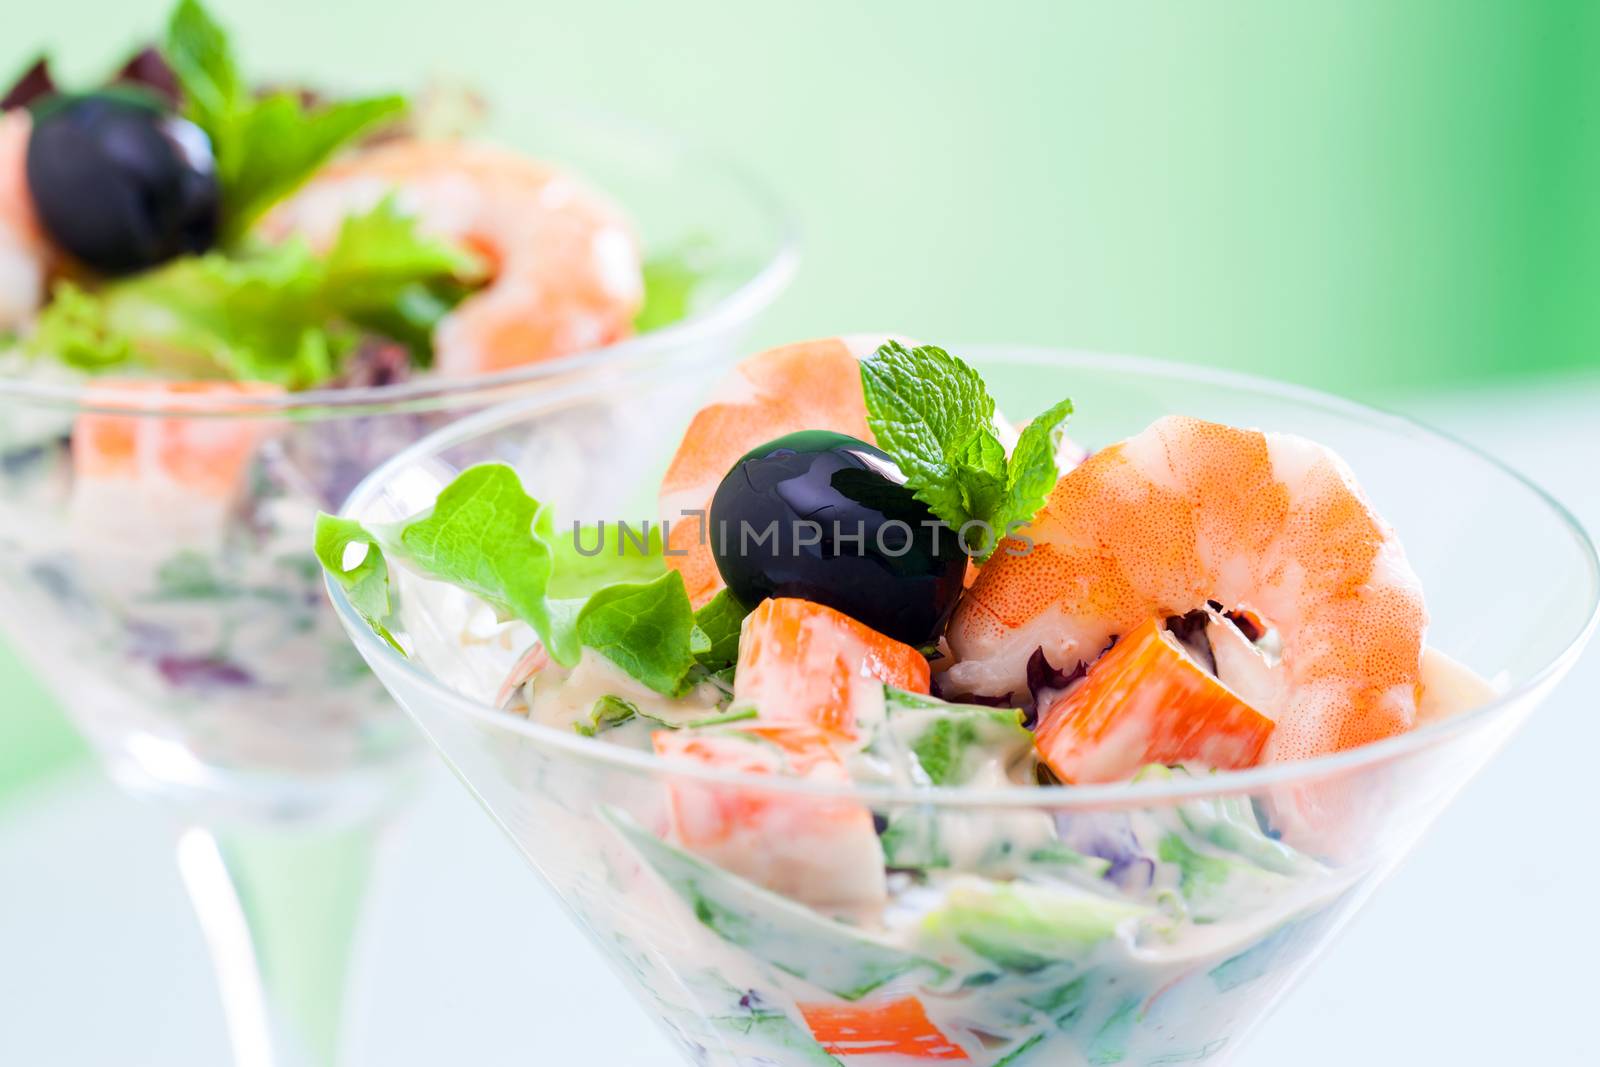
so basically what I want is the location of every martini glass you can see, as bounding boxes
[328,348,1596,1066]
[0,106,793,1067]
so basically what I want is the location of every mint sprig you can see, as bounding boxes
[313,463,748,697]
[166,0,406,245]
[859,342,1072,559]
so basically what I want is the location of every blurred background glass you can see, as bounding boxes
[2,0,1596,830]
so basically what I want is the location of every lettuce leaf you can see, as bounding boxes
[30,198,476,386]
[314,515,402,652]
[691,589,748,672]
[634,242,714,332]
[548,522,668,599]
[575,571,703,697]
[313,463,724,697]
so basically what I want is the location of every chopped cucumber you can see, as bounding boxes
[920,879,1147,974]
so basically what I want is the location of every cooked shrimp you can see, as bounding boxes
[264,139,643,377]
[946,415,1428,762]
[658,335,896,608]
[0,110,50,331]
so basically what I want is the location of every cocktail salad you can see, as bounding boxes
[0,0,708,786]
[1,0,699,392]
[320,337,1491,1065]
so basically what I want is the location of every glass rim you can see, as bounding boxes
[0,101,799,419]
[328,345,1600,809]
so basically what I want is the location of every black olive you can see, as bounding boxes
[708,430,968,646]
[25,91,219,275]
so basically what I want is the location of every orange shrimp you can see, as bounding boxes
[0,109,50,330]
[946,415,1428,763]
[264,139,642,377]
[659,335,896,608]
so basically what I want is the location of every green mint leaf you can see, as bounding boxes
[575,570,702,696]
[858,341,1007,536]
[987,397,1073,557]
[692,589,749,672]
[165,0,243,136]
[393,463,573,663]
[860,341,997,458]
[166,0,406,245]
[313,513,402,652]
[859,341,999,532]
[859,341,1074,559]
[217,93,406,243]
[576,694,639,737]
[1004,398,1073,512]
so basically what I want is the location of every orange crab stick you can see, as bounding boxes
[799,997,969,1060]
[68,380,285,554]
[734,597,931,739]
[73,380,283,495]
[654,724,887,905]
[1034,618,1275,784]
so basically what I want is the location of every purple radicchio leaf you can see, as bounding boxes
[1023,649,1086,729]
[1054,812,1156,891]
[263,402,445,512]
[156,655,255,692]
[329,337,414,389]
[1206,599,1265,643]
[1164,609,1217,675]
[1025,638,1120,727]
[929,672,1015,707]
[111,47,181,108]
[2,58,55,112]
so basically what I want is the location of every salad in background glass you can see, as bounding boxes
[0,2,792,1064]
[323,338,1596,1066]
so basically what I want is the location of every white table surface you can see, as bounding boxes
[3,373,1597,1067]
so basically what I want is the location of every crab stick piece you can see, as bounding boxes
[1034,618,1275,784]
[654,723,886,906]
[734,597,931,739]
[799,996,969,1060]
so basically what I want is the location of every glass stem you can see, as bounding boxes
[176,820,381,1067]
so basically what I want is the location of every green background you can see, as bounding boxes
[2,0,1597,798]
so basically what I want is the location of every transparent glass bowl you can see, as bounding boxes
[330,348,1598,1066]
[0,103,795,827]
